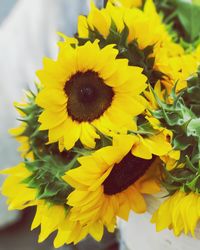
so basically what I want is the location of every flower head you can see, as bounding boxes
[62,134,172,241]
[76,0,185,91]
[151,191,200,237]
[36,40,147,150]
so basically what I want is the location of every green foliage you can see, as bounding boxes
[176,1,200,42]
[22,154,77,205]
[151,70,200,194]
[154,0,200,49]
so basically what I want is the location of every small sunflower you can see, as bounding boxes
[63,134,172,241]
[36,40,147,150]
[151,191,200,237]
[0,163,37,210]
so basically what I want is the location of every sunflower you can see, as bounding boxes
[0,163,107,247]
[151,191,200,237]
[36,40,147,150]
[31,201,95,247]
[63,134,172,241]
[77,0,185,91]
[78,1,171,50]
[142,0,184,57]
[160,150,181,171]
[78,2,124,39]
[78,0,183,54]
[32,199,117,247]
[161,54,198,92]
[0,163,37,210]
[9,123,33,159]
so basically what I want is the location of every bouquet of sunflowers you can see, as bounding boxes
[1,0,200,248]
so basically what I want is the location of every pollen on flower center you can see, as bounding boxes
[103,152,155,195]
[64,70,114,122]
[79,85,96,103]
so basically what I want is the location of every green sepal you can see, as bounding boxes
[151,68,200,193]
[22,153,77,205]
[187,118,200,137]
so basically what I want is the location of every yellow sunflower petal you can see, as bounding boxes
[36,89,67,110]
[88,2,111,38]
[79,123,100,148]
[63,119,81,150]
[89,221,104,241]
[78,15,89,38]
[38,109,67,130]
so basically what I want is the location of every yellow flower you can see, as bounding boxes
[132,115,175,168]
[160,150,181,171]
[144,81,166,110]
[131,132,172,160]
[78,2,125,38]
[9,102,34,159]
[9,123,34,160]
[31,201,93,247]
[77,0,186,92]
[109,0,142,8]
[124,7,163,49]
[36,40,147,150]
[142,0,184,57]
[151,191,200,237]
[0,163,37,210]
[162,54,198,92]
[0,163,106,247]
[63,134,172,241]
[33,200,116,247]
[78,1,171,50]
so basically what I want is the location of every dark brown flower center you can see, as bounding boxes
[64,70,114,122]
[103,152,155,195]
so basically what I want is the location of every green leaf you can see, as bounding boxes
[176,1,200,42]
[187,118,200,137]
[173,134,192,150]
[136,122,157,135]
[119,25,129,46]
[38,182,61,199]
[185,155,197,173]
[186,175,200,191]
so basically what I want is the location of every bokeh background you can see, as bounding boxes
[0,0,118,249]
